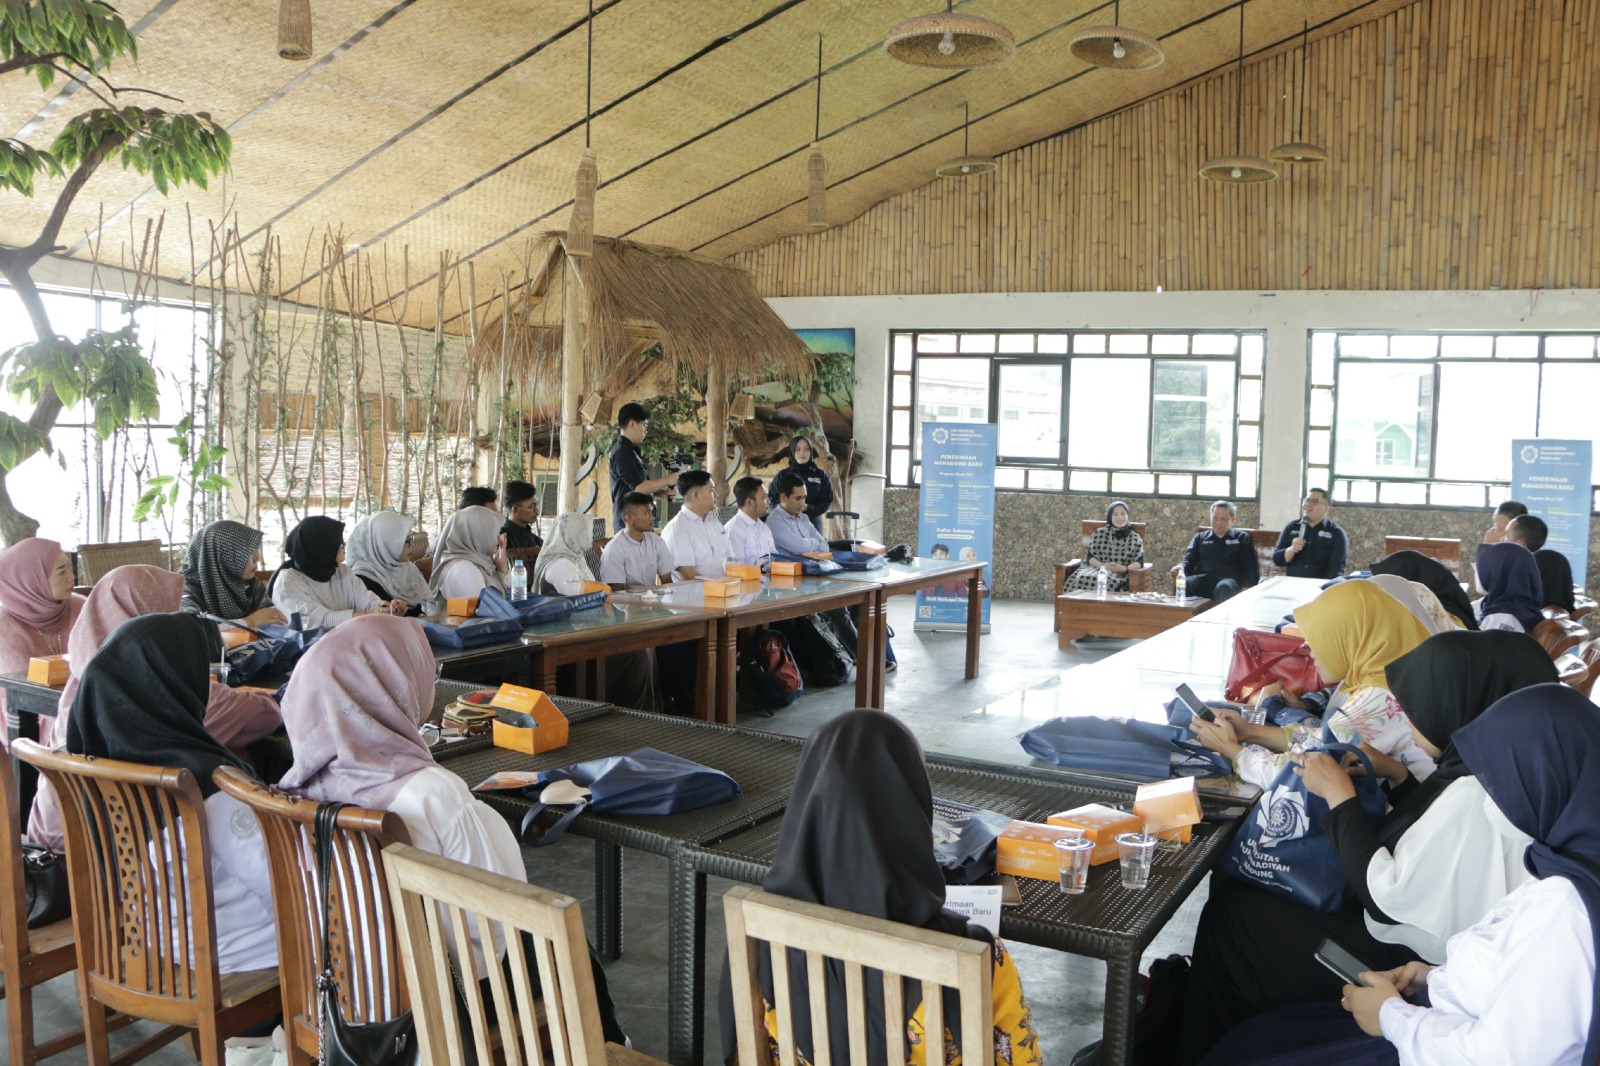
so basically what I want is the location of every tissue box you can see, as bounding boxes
[446,596,479,617]
[27,654,68,686]
[701,578,742,599]
[1134,777,1202,836]
[770,561,803,577]
[1048,804,1144,865]
[724,564,761,580]
[996,820,1084,881]
[489,684,569,754]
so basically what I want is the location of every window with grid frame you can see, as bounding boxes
[885,329,1264,499]
[1306,330,1600,512]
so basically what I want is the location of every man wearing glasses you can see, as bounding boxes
[501,479,543,563]
[1273,488,1349,579]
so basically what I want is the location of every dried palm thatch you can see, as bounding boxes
[470,231,815,394]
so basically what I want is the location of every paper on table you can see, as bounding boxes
[943,885,1003,938]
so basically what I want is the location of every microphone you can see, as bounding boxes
[1296,520,1308,540]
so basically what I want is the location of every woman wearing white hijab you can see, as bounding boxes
[346,511,440,615]
[428,505,507,600]
[532,513,596,595]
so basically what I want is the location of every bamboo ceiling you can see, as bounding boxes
[0,0,1409,332]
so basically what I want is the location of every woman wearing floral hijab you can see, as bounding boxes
[1064,501,1145,592]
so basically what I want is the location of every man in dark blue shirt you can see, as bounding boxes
[1179,500,1259,601]
[608,402,675,535]
[1272,487,1349,579]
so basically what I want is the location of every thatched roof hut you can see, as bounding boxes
[470,232,815,395]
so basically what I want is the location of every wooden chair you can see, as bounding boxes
[1533,617,1587,658]
[213,767,412,1066]
[1555,652,1590,688]
[1572,590,1596,622]
[1383,536,1462,578]
[1053,520,1154,630]
[382,843,660,1066]
[73,539,165,586]
[1573,639,1600,699]
[12,740,280,1066]
[723,884,992,1066]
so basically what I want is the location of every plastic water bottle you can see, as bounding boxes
[1095,565,1109,600]
[509,559,528,601]
[1175,566,1187,601]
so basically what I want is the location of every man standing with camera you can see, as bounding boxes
[609,402,677,535]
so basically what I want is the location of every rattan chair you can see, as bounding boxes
[382,843,660,1066]
[213,767,411,1066]
[12,741,279,1066]
[73,539,165,586]
[722,884,992,1066]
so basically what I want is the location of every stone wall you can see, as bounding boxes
[884,488,1600,602]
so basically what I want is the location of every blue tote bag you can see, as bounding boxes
[1018,716,1233,778]
[420,616,524,649]
[514,747,742,845]
[1221,742,1387,912]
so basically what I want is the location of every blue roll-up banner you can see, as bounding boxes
[1511,439,1592,585]
[915,423,996,632]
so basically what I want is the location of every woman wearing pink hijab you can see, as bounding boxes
[277,615,627,1044]
[0,538,82,720]
[28,564,282,851]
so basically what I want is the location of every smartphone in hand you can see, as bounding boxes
[1175,683,1217,723]
[1314,937,1372,986]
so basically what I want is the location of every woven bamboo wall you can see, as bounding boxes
[731,0,1600,296]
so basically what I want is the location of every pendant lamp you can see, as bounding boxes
[1199,1,1278,184]
[277,0,311,60]
[805,36,828,231]
[885,0,1015,69]
[936,103,996,178]
[1269,20,1328,164]
[567,0,599,255]
[1068,0,1164,70]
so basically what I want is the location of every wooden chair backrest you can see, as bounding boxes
[1384,536,1461,576]
[75,539,165,586]
[1534,617,1587,659]
[414,556,434,581]
[1575,639,1600,699]
[213,767,412,1058]
[0,750,29,958]
[12,740,222,1017]
[1190,525,1282,579]
[1080,519,1147,552]
[722,885,992,1066]
[382,843,611,1066]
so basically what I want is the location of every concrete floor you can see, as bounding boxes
[5,598,1210,1064]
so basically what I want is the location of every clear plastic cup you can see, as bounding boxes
[1053,835,1095,895]
[1116,832,1158,889]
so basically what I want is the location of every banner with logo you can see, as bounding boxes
[1511,439,1592,585]
[915,422,996,632]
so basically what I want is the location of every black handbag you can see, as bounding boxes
[314,802,418,1066]
[22,839,70,928]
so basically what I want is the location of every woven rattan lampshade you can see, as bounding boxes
[731,392,757,422]
[803,38,828,230]
[1269,21,1327,164]
[937,103,995,178]
[277,0,311,60]
[884,4,1015,69]
[1199,2,1279,185]
[1068,4,1164,70]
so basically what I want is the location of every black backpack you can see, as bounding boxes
[790,612,856,688]
[746,629,804,710]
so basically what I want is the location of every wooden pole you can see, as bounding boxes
[558,255,586,513]
[706,351,728,507]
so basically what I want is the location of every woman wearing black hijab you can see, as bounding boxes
[66,613,279,975]
[718,710,1041,1066]
[268,515,403,627]
[1172,630,1556,1064]
[768,435,834,534]
[1370,550,1477,630]
[1064,501,1145,593]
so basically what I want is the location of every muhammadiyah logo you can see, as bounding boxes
[931,427,949,445]
[1520,444,1540,464]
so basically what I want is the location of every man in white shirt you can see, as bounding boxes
[660,469,731,580]
[600,492,679,589]
[724,476,776,566]
[767,469,831,555]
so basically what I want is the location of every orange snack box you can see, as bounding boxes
[1047,804,1145,866]
[219,626,254,649]
[489,684,569,754]
[995,820,1084,881]
[701,578,742,599]
[767,574,801,590]
[769,561,803,577]
[801,551,833,560]
[27,654,69,686]
[724,563,761,581]
[446,596,479,617]
[1134,777,1202,836]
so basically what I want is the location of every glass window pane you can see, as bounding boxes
[1333,363,1433,478]
[918,333,958,353]
[134,303,211,424]
[1196,475,1232,497]
[995,467,1025,489]
[891,409,910,445]
[892,375,912,407]
[1308,428,1331,465]
[1191,334,1238,355]
[1151,334,1189,355]
[1380,482,1428,505]
[1151,360,1234,470]
[1496,335,1539,360]
[1036,334,1068,354]
[1434,363,1539,480]
[1545,335,1596,360]
[1028,469,1064,491]
[1348,480,1378,503]
[1238,424,1259,459]
[1069,469,1108,492]
[1389,335,1438,360]
[1069,358,1149,468]
[959,333,996,354]
[996,363,1062,459]
[1431,482,1489,507]
[1111,471,1155,494]
[1237,378,1261,417]
[1236,460,1258,494]
[1109,333,1148,354]
[1441,335,1494,359]
[1241,334,1265,376]
[1311,333,1336,384]
[914,359,990,463]
[1537,364,1600,464]
[1309,388,1334,428]
[998,333,1034,353]
[890,448,910,485]
[1074,334,1106,354]
[893,334,913,371]
[1339,335,1388,359]
[1158,473,1194,495]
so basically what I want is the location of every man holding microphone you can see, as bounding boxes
[1273,487,1348,579]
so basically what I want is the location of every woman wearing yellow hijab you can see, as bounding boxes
[1195,580,1432,790]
